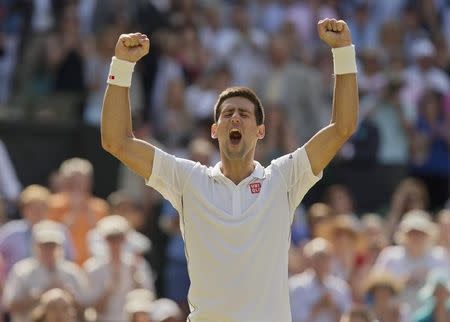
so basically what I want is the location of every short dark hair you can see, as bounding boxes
[213,86,265,125]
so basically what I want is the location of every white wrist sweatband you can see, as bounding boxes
[332,45,357,75]
[107,56,136,87]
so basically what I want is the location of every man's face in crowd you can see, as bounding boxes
[23,200,48,225]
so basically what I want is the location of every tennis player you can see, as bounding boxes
[101,18,358,322]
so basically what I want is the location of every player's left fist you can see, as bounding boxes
[317,19,352,48]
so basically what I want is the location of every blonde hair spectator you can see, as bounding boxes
[19,185,51,207]
[59,158,93,177]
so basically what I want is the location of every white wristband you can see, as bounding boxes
[332,45,357,75]
[107,56,136,87]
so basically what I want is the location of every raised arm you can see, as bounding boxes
[101,33,155,179]
[305,19,358,175]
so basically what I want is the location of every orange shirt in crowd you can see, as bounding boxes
[48,193,109,265]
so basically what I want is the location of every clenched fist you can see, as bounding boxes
[317,19,352,48]
[115,33,150,63]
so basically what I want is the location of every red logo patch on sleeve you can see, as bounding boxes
[249,182,261,194]
[109,75,115,80]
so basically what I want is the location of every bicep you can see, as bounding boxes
[305,124,348,176]
[113,137,155,179]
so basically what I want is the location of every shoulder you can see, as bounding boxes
[378,245,405,261]
[10,258,39,277]
[289,271,314,291]
[0,220,27,240]
[326,275,350,292]
[83,257,106,273]
[60,260,86,276]
[429,246,449,261]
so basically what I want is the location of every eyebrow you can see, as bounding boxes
[221,107,252,114]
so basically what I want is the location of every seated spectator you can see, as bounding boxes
[352,214,389,301]
[413,269,450,322]
[2,220,87,322]
[88,192,152,262]
[150,298,183,322]
[374,210,449,309]
[363,271,409,322]
[125,288,155,322]
[0,185,74,277]
[31,288,77,322]
[289,238,351,322]
[316,214,366,282]
[385,177,429,241]
[360,214,388,247]
[48,158,108,265]
[84,215,154,322]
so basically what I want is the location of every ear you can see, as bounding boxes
[211,123,218,139]
[257,124,265,140]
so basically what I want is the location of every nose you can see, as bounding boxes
[231,112,241,124]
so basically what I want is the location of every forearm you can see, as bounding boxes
[101,84,134,154]
[330,73,358,138]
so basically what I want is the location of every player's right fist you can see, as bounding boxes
[115,33,150,63]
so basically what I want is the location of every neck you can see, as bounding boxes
[110,252,121,263]
[220,154,255,185]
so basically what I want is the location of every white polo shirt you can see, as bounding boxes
[146,146,322,322]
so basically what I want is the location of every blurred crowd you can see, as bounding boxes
[0,0,450,322]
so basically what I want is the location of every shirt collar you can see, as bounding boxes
[210,161,266,180]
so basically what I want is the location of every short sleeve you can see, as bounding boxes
[271,147,322,212]
[145,148,196,213]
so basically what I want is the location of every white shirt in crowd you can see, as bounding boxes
[146,146,322,322]
[289,269,352,322]
[374,245,450,309]
[2,258,87,322]
[83,255,154,322]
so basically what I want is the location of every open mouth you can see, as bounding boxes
[229,129,242,145]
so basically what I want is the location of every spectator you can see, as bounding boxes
[2,220,87,322]
[252,34,326,143]
[316,214,366,283]
[413,269,450,322]
[371,76,411,184]
[48,158,108,265]
[226,2,268,86]
[289,238,351,322]
[402,38,450,118]
[31,288,77,322]
[385,177,429,240]
[374,210,449,309]
[84,215,154,322]
[410,90,450,209]
[347,3,379,52]
[0,185,74,277]
[363,271,409,322]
